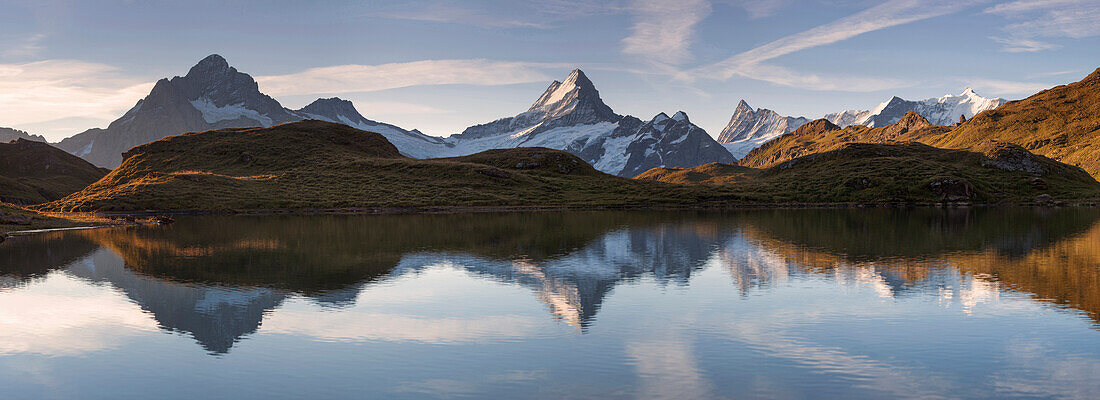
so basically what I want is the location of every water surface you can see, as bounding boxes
[1,209,1099,399]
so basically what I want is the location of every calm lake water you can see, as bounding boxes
[1,209,1099,399]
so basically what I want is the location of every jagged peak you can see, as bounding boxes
[961,87,978,96]
[736,99,753,111]
[186,54,231,77]
[895,110,931,128]
[793,118,840,134]
[671,111,689,122]
[651,112,671,123]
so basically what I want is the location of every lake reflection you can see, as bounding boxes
[1,209,1099,399]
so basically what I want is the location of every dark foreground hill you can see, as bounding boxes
[42,120,715,212]
[638,142,1100,204]
[0,139,109,204]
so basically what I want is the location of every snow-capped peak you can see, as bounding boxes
[671,111,689,122]
[651,112,671,123]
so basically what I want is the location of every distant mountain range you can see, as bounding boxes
[825,89,1006,128]
[55,55,432,168]
[438,69,735,177]
[714,89,1006,158]
[0,127,46,143]
[717,100,809,159]
[50,55,734,176]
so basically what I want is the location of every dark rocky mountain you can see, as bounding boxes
[55,55,427,168]
[0,127,46,143]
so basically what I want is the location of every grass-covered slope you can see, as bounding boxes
[0,139,109,204]
[740,112,950,169]
[742,69,1100,179]
[42,120,715,212]
[925,68,1100,178]
[638,142,1100,204]
[635,162,759,185]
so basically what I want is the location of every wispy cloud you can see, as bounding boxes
[1,33,47,58]
[0,60,152,135]
[984,0,1100,52]
[256,59,568,97]
[621,0,712,66]
[720,0,790,19]
[989,36,1060,53]
[370,4,550,29]
[367,0,623,29]
[692,0,985,91]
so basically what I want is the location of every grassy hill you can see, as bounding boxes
[925,68,1100,177]
[741,69,1100,179]
[740,112,950,169]
[42,120,727,212]
[0,139,109,204]
[639,142,1100,204]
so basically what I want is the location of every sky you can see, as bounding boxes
[0,0,1097,142]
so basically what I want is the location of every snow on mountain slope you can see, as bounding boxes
[825,89,1007,128]
[293,97,449,159]
[55,55,429,167]
[442,69,733,177]
[716,100,808,159]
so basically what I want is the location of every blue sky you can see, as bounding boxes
[1,0,1097,141]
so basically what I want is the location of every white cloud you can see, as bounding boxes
[370,4,550,29]
[255,59,566,97]
[984,0,1100,52]
[989,36,1060,53]
[720,0,790,19]
[0,60,152,137]
[701,0,985,79]
[692,0,984,91]
[1,33,46,59]
[621,0,713,65]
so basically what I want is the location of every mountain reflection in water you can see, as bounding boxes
[1,209,1097,356]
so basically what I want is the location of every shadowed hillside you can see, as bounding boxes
[639,142,1100,203]
[0,139,108,204]
[42,120,718,212]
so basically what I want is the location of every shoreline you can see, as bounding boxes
[4,201,1098,240]
[38,200,1100,217]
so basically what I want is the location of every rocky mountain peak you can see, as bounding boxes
[895,110,932,129]
[185,54,232,79]
[735,100,753,113]
[299,97,358,117]
[526,68,617,123]
[671,111,689,122]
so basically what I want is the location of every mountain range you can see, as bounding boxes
[55,55,433,168]
[1,127,46,143]
[712,89,1004,158]
[824,88,1006,128]
[50,56,734,176]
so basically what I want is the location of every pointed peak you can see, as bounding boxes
[961,87,978,96]
[735,99,753,111]
[189,54,230,73]
[896,110,931,128]
[671,111,689,122]
[562,68,595,91]
[652,112,671,123]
